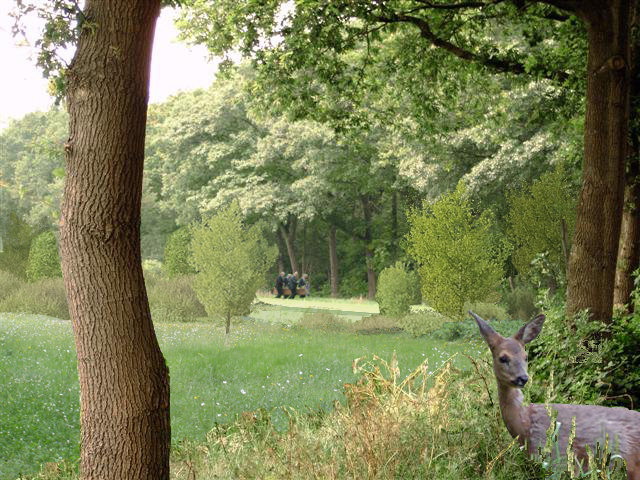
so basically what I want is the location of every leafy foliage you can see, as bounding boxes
[0,212,35,279]
[502,286,539,321]
[529,304,640,410]
[506,165,577,280]
[189,201,277,332]
[163,227,196,278]
[26,230,62,282]
[407,183,509,318]
[375,261,419,317]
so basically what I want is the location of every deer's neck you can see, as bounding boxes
[497,382,529,443]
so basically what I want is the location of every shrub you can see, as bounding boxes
[463,301,507,322]
[432,315,524,342]
[339,271,368,298]
[0,277,69,319]
[502,286,538,321]
[0,212,34,279]
[26,230,62,282]
[351,314,402,334]
[163,227,196,278]
[297,311,350,331]
[146,275,207,323]
[375,262,417,317]
[506,165,577,281]
[0,270,25,303]
[400,309,451,337]
[407,182,510,318]
[529,304,640,409]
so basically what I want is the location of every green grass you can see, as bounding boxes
[0,306,485,480]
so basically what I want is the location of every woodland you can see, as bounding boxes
[1,1,639,479]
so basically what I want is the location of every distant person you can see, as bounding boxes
[298,274,309,298]
[288,272,298,299]
[275,271,285,298]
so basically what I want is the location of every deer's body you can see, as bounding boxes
[471,311,640,479]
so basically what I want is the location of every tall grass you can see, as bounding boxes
[0,312,482,479]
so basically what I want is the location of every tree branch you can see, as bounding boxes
[375,12,569,82]
[413,0,504,10]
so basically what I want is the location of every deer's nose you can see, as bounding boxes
[514,375,529,387]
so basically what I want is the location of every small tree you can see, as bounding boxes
[407,182,509,318]
[506,165,577,286]
[26,230,62,282]
[163,226,196,277]
[190,201,277,334]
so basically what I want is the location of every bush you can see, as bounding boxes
[146,275,207,323]
[351,314,402,334]
[163,227,196,278]
[529,304,640,409]
[502,286,538,321]
[407,182,509,318]
[26,230,62,282]
[0,277,69,319]
[0,212,34,279]
[375,262,418,317]
[339,271,368,298]
[506,165,576,281]
[432,315,524,342]
[463,301,507,322]
[400,309,451,337]
[297,311,350,331]
[0,270,25,303]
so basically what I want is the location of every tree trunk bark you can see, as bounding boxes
[279,216,298,274]
[391,191,398,258]
[613,1,640,311]
[361,196,377,300]
[60,2,169,479]
[566,0,632,324]
[276,229,287,273]
[329,224,339,298]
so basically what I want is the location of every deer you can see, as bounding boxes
[470,310,640,479]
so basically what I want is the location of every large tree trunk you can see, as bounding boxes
[60,1,169,479]
[329,224,339,297]
[279,215,299,274]
[566,0,632,323]
[614,2,640,311]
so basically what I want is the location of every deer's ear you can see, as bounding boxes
[470,310,501,349]
[514,314,545,345]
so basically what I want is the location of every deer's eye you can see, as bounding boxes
[499,355,509,364]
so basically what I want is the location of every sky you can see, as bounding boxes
[0,5,221,129]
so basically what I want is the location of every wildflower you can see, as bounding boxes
[241,389,246,395]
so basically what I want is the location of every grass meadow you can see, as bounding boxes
[0,301,489,480]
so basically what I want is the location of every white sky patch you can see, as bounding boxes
[0,5,220,130]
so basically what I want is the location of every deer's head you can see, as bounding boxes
[470,311,545,388]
